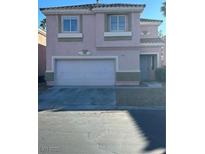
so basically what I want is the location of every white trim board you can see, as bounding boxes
[57,33,83,38]
[117,70,140,72]
[140,22,161,26]
[140,43,165,47]
[104,32,132,37]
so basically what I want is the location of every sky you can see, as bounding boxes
[38,0,166,34]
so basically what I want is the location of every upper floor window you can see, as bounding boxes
[62,16,78,32]
[109,15,126,32]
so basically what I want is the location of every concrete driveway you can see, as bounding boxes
[39,87,116,110]
[39,109,165,154]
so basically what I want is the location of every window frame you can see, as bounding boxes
[109,15,126,32]
[61,16,79,33]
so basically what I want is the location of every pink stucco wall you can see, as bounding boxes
[95,13,140,47]
[46,13,162,71]
[140,25,159,38]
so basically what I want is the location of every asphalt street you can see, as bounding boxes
[39,109,165,154]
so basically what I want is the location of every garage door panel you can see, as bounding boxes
[55,59,115,86]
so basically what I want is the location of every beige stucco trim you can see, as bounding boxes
[104,32,132,37]
[38,30,46,46]
[140,52,160,68]
[48,56,119,72]
[57,33,83,38]
[38,29,46,36]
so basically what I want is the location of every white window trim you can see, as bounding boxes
[61,16,79,33]
[104,32,132,37]
[57,33,83,38]
[109,15,126,32]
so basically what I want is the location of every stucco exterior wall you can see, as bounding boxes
[46,15,58,71]
[38,29,46,46]
[45,11,164,85]
[46,13,142,72]
[140,25,159,38]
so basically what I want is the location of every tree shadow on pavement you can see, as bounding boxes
[128,109,166,153]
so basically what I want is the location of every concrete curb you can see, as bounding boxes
[38,105,165,112]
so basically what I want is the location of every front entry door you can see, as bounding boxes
[140,54,157,81]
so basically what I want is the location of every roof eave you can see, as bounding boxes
[140,21,162,26]
[40,5,146,15]
[41,9,93,15]
[92,6,145,13]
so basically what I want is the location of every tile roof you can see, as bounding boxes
[140,38,165,44]
[40,3,145,11]
[140,18,163,23]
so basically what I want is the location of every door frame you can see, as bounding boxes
[140,52,160,68]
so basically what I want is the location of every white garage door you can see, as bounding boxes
[55,59,115,86]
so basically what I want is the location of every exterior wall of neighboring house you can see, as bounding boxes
[38,29,46,78]
[41,4,165,86]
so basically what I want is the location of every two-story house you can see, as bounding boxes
[40,3,165,86]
